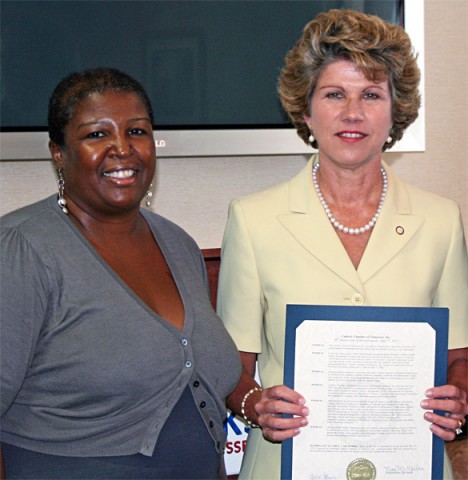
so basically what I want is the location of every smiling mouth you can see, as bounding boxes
[338,132,366,139]
[103,169,138,179]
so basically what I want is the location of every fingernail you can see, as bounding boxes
[425,389,433,397]
[302,407,309,416]
[420,400,429,408]
[301,418,308,426]
[298,397,306,406]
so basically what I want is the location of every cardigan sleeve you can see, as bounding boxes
[0,227,50,416]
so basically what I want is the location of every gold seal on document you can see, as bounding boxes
[346,458,376,480]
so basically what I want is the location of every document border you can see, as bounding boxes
[281,305,449,480]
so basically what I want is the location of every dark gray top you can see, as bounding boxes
[0,195,241,457]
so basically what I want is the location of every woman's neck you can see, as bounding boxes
[315,160,384,208]
[64,199,145,240]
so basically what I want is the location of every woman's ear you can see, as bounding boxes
[49,140,64,170]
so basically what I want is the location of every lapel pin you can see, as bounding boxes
[396,226,405,235]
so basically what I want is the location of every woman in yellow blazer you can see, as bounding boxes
[217,9,468,480]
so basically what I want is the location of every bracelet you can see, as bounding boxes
[241,386,263,428]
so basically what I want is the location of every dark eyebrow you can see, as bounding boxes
[317,84,387,91]
[128,117,152,123]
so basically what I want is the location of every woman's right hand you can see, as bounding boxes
[255,384,309,442]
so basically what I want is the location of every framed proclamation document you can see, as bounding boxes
[281,305,449,480]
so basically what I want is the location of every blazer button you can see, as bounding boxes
[351,293,365,305]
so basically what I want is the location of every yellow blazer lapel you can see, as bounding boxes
[277,155,365,292]
[358,165,425,282]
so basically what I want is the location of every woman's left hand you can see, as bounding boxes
[421,384,467,441]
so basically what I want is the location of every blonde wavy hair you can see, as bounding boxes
[278,9,421,150]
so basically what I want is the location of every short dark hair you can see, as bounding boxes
[48,68,154,147]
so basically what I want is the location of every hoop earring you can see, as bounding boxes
[57,168,68,214]
[309,133,315,144]
[145,184,153,208]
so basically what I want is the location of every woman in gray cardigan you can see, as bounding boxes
[0,68,241,479]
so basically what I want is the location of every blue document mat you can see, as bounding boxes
[282,305,449,480]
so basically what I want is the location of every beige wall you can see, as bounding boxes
[1,0,467,248]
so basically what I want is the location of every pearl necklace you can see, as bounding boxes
[312,163,388,235]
